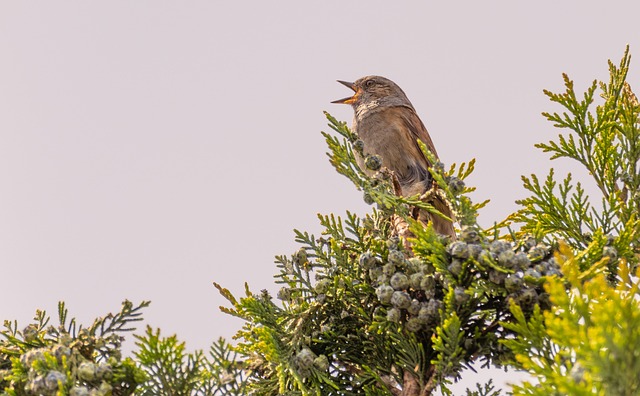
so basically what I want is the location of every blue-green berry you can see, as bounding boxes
[376,274,389,285]
[77,362,97,381]
[490,240,511,254]
[293,248,308,265]
[405,317,423,332]
[70,386,90,396]
[407,299,421,316]
[277,287,291,301]
[467,244,484,259]
[448,177,465,194]
[488,269,506,285]
[498,250,516,268]
[448,241,469,259]
[546,268,562,277]
[96,363,113,380]
[569,362,585,384]
[296,348,316,370]
[359,251,380,268]
[391,291,412,309]
[353,139,365,153]
[365,155,383,171]
[97,382,113,396]
[20,349,45,367]
[420,262,436,274]
[418,305,430,320]
[464,338,476,353]
[382,263,396,276]
[420,275,435,293]
[523,236,537,250]
[505,275,523,292]
[407,257,423,270]
[376,285,394,305]
[314,354,329,371]
[460,227,481,243]
[448,260,463,276]
[524,268,542,284]
[369,266,383,280]
[27,376,46,394]
[409,272,424,289]
[519,288,538,306]
[387,307,401,323]
[363,191,374,205]
[454,287,469,304]
[22,324,38,343]
[528,244,548,261]
[44,370,66,391]
[388,250,405,265]
[386,236,400,251]
[425,299,443,318]
[51,344,71,363]
[390,272,409,290]
[513,252,530,270]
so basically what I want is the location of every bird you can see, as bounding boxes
[332,75,455,238]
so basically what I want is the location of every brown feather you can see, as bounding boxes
[335,75,456,238]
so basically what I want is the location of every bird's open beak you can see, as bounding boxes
[332,80,358,104]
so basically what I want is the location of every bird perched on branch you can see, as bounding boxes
[332,75,455,238]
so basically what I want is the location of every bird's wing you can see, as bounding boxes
[395,105,440,162]
[379,107,456,237]
[364,106,438,195]
[398,108,456,238]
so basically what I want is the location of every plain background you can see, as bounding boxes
[2,2,639,393]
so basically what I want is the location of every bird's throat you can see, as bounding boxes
[355,99,381,121]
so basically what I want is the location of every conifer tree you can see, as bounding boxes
[1,49,639,396]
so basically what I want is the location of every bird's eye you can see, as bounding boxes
[365,79,376,88]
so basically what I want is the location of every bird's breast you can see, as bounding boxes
[354,106,430,195]
[355,108,411,164]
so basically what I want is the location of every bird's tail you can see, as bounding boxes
[418,194,456,239]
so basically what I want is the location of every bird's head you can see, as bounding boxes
[332,76,411,108]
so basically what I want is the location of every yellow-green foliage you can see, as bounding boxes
[504,240,640,396]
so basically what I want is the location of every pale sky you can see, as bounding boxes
[2,2,639,393]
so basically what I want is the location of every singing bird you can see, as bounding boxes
[332,76,455,237]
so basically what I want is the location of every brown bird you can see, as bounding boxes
[332,75,455,237]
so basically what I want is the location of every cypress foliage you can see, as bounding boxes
[1,49,639,396]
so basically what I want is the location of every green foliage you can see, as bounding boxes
[323,112,488,224]
[509,46,640,276]
[0,304,247,396]
[503,242,640,395]
[212,112,560,395]
[501,48,640,396]
[463,380,502,396]
[211,48,640,395]
[134,328,248,395]
[3,49,640,396]
[0,301,149,396]
[134,326,202,395]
